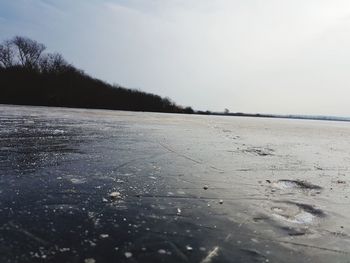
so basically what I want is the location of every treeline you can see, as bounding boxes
[0,36,194,114]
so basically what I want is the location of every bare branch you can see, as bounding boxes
[0,40,15,68]
[12,36,46,69]
[39,53,69,73]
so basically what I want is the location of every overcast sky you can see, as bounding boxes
[1,0,350,116]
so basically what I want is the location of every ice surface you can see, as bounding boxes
[0,104,350,262]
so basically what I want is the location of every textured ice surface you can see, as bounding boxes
[0,105,350,262]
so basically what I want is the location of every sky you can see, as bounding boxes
[1,0,350,116]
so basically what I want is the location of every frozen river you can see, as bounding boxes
[1,105,350,262]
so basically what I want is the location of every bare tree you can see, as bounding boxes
[12,36,46,69]
[0,40,15,68]
[40,53,69,73]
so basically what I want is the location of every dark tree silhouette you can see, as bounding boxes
[39,53,69,73]
[0,36,194,114]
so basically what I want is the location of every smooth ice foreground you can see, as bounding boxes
[0,105,350,263]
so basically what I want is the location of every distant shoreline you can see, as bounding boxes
[2,103,349,123]
[206,112,350,122]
